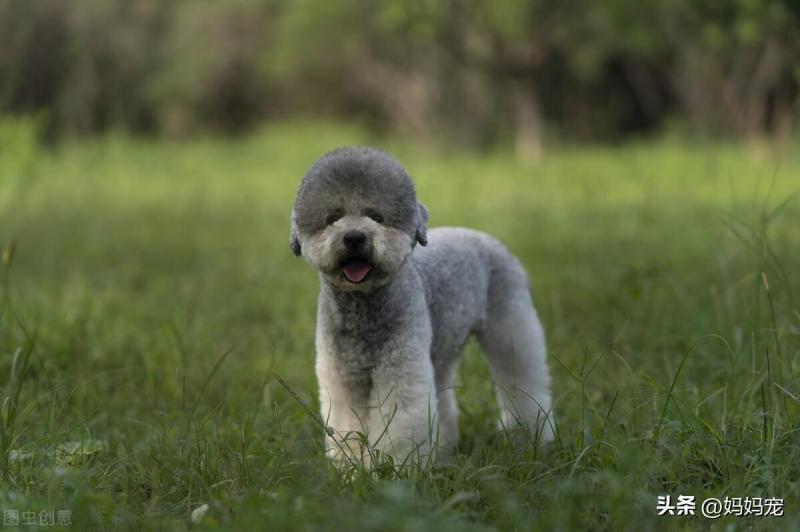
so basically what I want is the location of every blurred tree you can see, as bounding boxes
[151,0,275,135]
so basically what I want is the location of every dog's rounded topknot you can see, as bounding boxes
[293,146,419,235]
[301,146,415,198]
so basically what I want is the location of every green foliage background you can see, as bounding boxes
[1,0,798,143]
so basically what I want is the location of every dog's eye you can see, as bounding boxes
[325,214,341,225]
[366,211,384,224]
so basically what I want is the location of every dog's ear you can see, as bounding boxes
[289,212,302,256]
[290,232,301,256]
[415,202,429,246]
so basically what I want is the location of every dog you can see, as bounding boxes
[290,146,554,465]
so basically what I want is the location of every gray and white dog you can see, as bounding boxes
[290,146,554,465]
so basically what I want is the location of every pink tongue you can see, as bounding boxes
[343,262,371,283]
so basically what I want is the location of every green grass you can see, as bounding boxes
[1,120,799,530]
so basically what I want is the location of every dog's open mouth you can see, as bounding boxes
[341,258,373,284]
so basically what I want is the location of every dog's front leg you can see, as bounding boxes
[366,344,438,466]
[316,352,373,467]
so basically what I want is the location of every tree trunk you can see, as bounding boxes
[510,80,543,165]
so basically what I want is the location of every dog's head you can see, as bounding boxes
[290,146,428,292]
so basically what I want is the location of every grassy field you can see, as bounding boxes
[0,121,799,530]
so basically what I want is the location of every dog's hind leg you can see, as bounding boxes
[477,262,554,444]
[433,361,460,460]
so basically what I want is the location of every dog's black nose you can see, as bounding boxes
[343,230,367,250]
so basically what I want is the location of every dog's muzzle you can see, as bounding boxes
[339,231,373,283]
